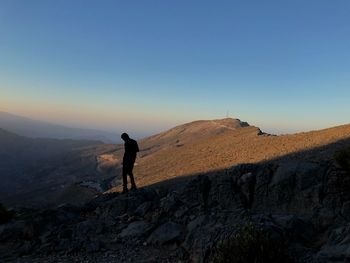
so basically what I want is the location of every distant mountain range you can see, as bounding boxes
[0,111,121,143]
[0,128,114,207]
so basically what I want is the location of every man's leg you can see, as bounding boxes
[122,165,128,193]
[129,172,137,190]
[129,162,137,190]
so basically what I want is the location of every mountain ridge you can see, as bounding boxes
[0,111,120,143]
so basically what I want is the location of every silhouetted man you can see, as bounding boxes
[121,133,139,193]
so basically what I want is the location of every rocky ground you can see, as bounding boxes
[2,151,350,262]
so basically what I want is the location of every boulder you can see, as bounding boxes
[119,221,153,238]
[75,219,105,240]
[186,215,206,233]
[317,224,350,262]
[147,222,183,244]
[84,240,101,253]
[160,192,183,213]
[253,161,326,214]
[273,215,314,243]
[135,201,153,217]
[341,201,350,221]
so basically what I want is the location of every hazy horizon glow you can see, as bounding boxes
[1,1,350,136]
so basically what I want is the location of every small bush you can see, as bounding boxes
[213,223,292,263]
[0,203,15,224]
[335,147,350,173]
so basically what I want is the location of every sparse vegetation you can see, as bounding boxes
[0,203,15,224]
[213,223,291,263]
[335,147,350,173]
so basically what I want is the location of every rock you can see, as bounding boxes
[198,175,212,209]
[160,192,183,213]
[56,238,74,252]
[55,203,81,222]
[186,215,206,233]
[58,227,73,239]
[76,220,96,235]
[341,201,350,220]
[0,221,27,241]
[84,240,101,253]
[136,188,160,201]
[321,168,350,217]
[253,161,326,214]
[253,163,276,208]
[147,222,183,244]
[174,206,189,218]
[119,221,153,238]
[208,174,240,209]
[183,218,226,263]
[135,201,153,217]
[75,219,104,240]
[318,245,350,263]
[316,214,337,237]
[18,240,34,255]
[273,215,314,243]
[317,224,350,262]
[39,230,55,247]
[97,193,152,219]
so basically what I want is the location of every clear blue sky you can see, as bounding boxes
[1,0,349,136]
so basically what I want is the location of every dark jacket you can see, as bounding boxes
[123,138,139,164]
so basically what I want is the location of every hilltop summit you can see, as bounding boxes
[140,118,256,154]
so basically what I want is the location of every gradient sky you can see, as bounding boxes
[1,1,350,136]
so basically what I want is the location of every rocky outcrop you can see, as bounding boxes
[1,157,350,262]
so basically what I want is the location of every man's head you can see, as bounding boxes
[121,133,130,141]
